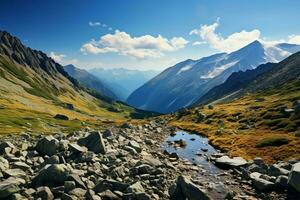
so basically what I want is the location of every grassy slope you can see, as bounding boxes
[168,80,300,163]
[0,56,146,135]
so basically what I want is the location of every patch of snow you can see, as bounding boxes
[176,64,193,75]
[200,60,239,79]
[262,43,291,63]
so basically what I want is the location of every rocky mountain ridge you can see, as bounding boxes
[127,41,300,114]
[64,64,118,100]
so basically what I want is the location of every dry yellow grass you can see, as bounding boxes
[168,93,300,163]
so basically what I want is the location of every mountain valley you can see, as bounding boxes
[1,3,300,198]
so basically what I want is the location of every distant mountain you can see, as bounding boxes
[196,51,300,105]
[0,30,153,130]
[64,64,118,100]
[127,40,300,113]
[194,63,275,105]
[89,68,160,101]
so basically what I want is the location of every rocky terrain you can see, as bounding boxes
[0,121,299,200]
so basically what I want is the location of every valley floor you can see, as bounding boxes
[1,120,298,199]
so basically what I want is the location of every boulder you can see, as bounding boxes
[43,155,60,166]
[275,175,288,188]
[78,131,106,154]
[126,181,144,193]
[35,136,59,156]
[36,186,54,200]
[288,162,300,192]
[215,156,247,168]
[250,172,275,191]
[170,175,211,200]
[68,143,87,154]
[67,174,87,189]
[268,164,290,177]
[32,164,70,187]
[0,178,22,199]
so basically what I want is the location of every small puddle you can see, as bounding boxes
[161,130,222,174]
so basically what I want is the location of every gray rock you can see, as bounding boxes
[288,162,300,192]
[123,146,138,155]
[126,181,144,193]
[170,175,211,200]
[43,155,60,165]
[78,131,106,154]
[250,172,275,191]
[103,129,114,138]
[68,188,86,198]
[132,164,153,175]
[36,136,59,156]
[0,178,21,199]
[248,163,268,174]
[123,192,151,200]
[64,181,76,193]
[0,141,16,155]
[94,179,129,193]
[32,164,70,187]
[23,188,36,198]
[268,164,290,177]
[61,193,77,200]
[11,193,25,200]
[275,175,288,188]
[4,169,26,178]
[36,186,54,200]
[11,161,31,171]
[99,189,121,200]
[253,157,264,165]
[68,143,87,154]
[215,156,247,168]
[0,156,9,171]
[142,155,162,167]
[128,141,141,153]
[67,174,87,189]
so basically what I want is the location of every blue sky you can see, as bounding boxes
[1,0,300,70]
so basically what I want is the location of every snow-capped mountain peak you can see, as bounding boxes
[127,40,300,113]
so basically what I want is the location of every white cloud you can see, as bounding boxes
[288,35,300,44]
[49,52,66,62]
[80,30,188,59]
[192,41,206,46]
[89,21,101,27]
[49,52,78,66]
[190,21,261,53]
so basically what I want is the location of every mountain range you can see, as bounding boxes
[127,40,300,113]
[0,30,152,133]
[89,68,159,101]
[64,64,118,100]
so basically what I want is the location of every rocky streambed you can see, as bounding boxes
[0,121,299,200]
